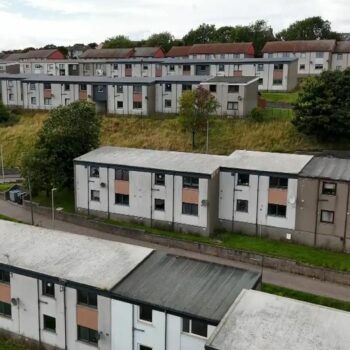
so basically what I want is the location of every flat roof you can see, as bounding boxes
[162,57,298,65]
[206,289,350,350]
[223,150,313,175]
[113,252,261,324]
[0,220,152,290]
[156,75,211,83]
[299,156,350,181]
[75,146,227,177]
[203,76,259,85]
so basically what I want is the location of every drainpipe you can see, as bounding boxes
[132,305,135,350]
[343,182,350,251]
[150,173,153,227]
[87,166,90,216]
[314,179,321,247]
[107,167,110,220]
[231,172,236,233]
[63,283,67,350]
[164,310,168,350]
[255,175,260,236]
[37,280,42,347]
[172,174,175,231]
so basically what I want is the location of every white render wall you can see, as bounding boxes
[111,300,215,350]
[219,172,298,230]
[331,53,350,71]
[0,79,23,106]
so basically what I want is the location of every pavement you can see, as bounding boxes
[1,198,350,302]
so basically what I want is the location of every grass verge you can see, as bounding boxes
[262,283,350,312]
[261,91,299,104]
[0,337,28,350]
[0,214,20,223]
[0,183,16,192]
[32,188,75,213]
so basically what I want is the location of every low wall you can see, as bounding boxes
[23,200,350,287]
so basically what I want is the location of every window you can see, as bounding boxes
[42,281,55,297]
[274,63,283,70]
[43,315,56,332]
[115,193,129,206]
[299,64,305,70]
[155,173,165,186]
[30,83,36,90]
[117,101,123,108]
[126,63,132,70]
[0,270,10,284]
[139,305,153,322]
[268,204,287,217]
[8,81,13,87]
[236,199,248,213]
[31,97,37,105]
[337,53,343,60]
[218,64,225,72]
[315,64,323,70]
[44,83,51,90]
[165,83,172,92]
[44,98,52,106]
[116,85,123,93]
[237,173,249,186]
[282,52,290,58]
[228,85,239,93]
[183,64,191,72]
[227,102,238,110]
[182,318,208,338]
[322,182,336,196]
[80,84,87,91]
[0,301,11,318]
[90,166,99,178]
[268,53,274,58]
[133,101,142,109]
[97,85,104,93]
[154,199,165,211]
[258,78,263,85]
[269,177,288,189]
[90,190,100,202]
[336,66,342,71]
[133,85,142,93]
[115,168,129,181]
[35,64,43,69]
[113,63,119,70]
[182,203,198,216]
[321,210,334,223]
[273,79,283,85]
[143,64,149,70]
[140,346,152,350]
[182,84,192,91]
[77,290,97,308]
[64,84,70,91]
[316,52,324,58]
[257,64,264,71]
[77,325,98,344]
[300,53,306,58]
[169,64,175,71]
[164,99,172,108]
[8,93,14,101]
[209,85,217,93]
[96,63,102,70]
[183,176,199,189]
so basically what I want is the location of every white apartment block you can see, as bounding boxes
[331,41,350,71]
[0,220,261,350]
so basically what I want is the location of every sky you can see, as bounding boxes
[0,0,348,50]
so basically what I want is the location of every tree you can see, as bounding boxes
[277,16,340,41]
[0,102,11,123]
[21,101,102,195]
[179,86,219,149]
[183,24,217,45]
[293,68,350,140]
[146,32,175,52]
[103,35,134,48]
[88,42,98,49]
[248,20,275,57]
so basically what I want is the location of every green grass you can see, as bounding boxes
[33,188,75,213]
[262,283,350,312]
[0,214,20,223]
[0,183,16,192]
[261,91,299,104]
[0,338,28,350]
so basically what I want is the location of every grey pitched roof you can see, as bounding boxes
[133,47,164,57]
[112,252,261,324]
[262,40,337,53]
[161,57,298,65]
[80,48,134,59]
[299,156,350,181]
[204,76,259,84]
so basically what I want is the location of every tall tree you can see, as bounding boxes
[88,42,98,49]
[249,20,275,57]
[21,101,102,194]
[277,16,340,41]
[145,32,174,52]
[103,35,134,48]
[293,68,350,140]
[183,24,217,45]
[179,86,219,149]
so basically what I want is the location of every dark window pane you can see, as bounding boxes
[182,203,198,216]
[115,169,129,181]
[0,270,10,284]
[43,315,56,332]
[115,194,129,206]
[322,182,336,196]
[237,173,249,186]
[154,199,165,211]
[155,173,165,186]
[0,301,11,317]
[42,281,55,297]
[269,177,288,189]
[182,318,190,332]
[139,305,153,322]
[90,166,99,178]
[183,177,199,189]
[191,319,208,338]
[77,290,97,308]
[236,199,248,213]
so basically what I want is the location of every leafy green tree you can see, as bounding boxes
[249,20,275,57]
[183,24,217,45]
[277,16,340,40]
[21,101,102,195]
[179,86,219,149]
[0,102,11,123]
[88,42,98,49]
[103,35,134,48]
[146,32,174,52]
[293,68,350,140]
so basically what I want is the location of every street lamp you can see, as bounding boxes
[51,187,57,227]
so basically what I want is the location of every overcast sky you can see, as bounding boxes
[0,0,348,50]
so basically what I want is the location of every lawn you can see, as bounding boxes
[0,183,16,192]
[261,91,299,104]
[0,337,28,350]
[262,283,350,312]
[32,188,75,213]
[2,111,349,169]
[0,214,20,222]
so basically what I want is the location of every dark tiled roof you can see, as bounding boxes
[166,46,192,57]
[112,251,261,324]
[334,41,350,53]
[206,76,258,84]
[189,43,255,55]
[262,40,336,53]
[80,48,134,59]
[133,47,164,57]
[4,49,63,61]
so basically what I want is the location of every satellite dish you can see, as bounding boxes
[11,298,18,306]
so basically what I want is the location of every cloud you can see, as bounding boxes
[0,0,349,50]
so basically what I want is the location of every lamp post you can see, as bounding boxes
[27,176,34,225]
[51,187,57,227]
[0,145,5,183]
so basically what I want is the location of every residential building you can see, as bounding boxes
[0,62,20,74]
[332,41,350,71]
[20,60,80,76]
[188,43,255,59]
[0,220,261,350]
[218,150,313,240]
[80,48,134,60]
[67,44,88,59]
[74,147,227,235]
[132,47,165,58]
[166,46,192,58]
[206,289,350,350]
[4,49,65,61]
[262,40,336,75]
[296,156,350,251]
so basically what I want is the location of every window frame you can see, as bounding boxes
[133,101,142,109]
[182,318,208,338]
[138,305,153,323]
[0,301,11,318]
[31,97,37,105]
[44,83,51,90]
[90,166,100,178]
[77,289,97,308]
[115,193,129,206]
[115,168,129,181]
[267,203,287,218]
[117,101,124,109]
[183,176,199,189]
[154,173,165,186]
[227,101,238,110]
[269,176,288,189]
[228,85,239,94]
[182,203,198,216]
[164,99,172,108]
[90,190,100,202]
[0,270,10,284]
[322,182,337,196]
[164,83,172,92]
[154,198,165,212]
[236,199,248,213]
[116,85,123,93]
[237,173,250,186]
[42,281,55,298]
[209,84,217,93]
[320,210,334,224]
[43,315,56,333]
[77,325,99,345]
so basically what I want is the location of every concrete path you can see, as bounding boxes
[1,199,350,302]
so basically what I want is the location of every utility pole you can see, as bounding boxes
[51,187,57,228]
[206,118,209,154]
[28,176,34,225]
[0,145,4,183]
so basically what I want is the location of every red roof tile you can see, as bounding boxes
[166,46,192,57]
[334,41,350,53]
[189,43,255,56]
[80,48,134,59]
[262,40,336,53]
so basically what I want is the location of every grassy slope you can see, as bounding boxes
[261,91,299,104]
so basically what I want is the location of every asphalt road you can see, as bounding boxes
[1,199,350,302]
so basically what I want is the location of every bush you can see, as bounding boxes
[248,107,264,122]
